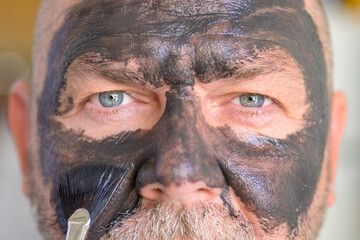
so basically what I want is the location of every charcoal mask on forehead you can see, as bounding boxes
[37,0,329,238]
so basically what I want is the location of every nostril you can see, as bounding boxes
[139,182,223,202]
[198,188,210,195]
[140,185,165,200]
[195,188,221,201]
[152,188,163,195]
[198,188,208,192]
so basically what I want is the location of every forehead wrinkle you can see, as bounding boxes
[50,0,306,74]
[52,1,303,51]
[240,6,297,20]
[131,6,300,39]
[149,0,302,16]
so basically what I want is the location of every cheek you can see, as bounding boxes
[206,124,325,231]
[39,122,153,237]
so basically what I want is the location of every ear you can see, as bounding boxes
[327,91,347,206]
[7,81,31,198]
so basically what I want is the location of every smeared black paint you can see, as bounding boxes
[37,0,329,238]
[136,92,226,189]
[55,165,127,237]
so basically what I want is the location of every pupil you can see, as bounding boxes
[239,93,264,108]
[99,91,123,107]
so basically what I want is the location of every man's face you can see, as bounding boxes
[29,0,330,239]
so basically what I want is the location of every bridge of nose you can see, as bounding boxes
[136,91,225,198]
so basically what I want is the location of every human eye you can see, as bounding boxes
[90,91,134,108]
[208,92,280,131]
[231,93,273,108]
[84,90,139,123]
[228,93,276,122]
[56,86,162,138]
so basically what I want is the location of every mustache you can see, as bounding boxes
[102,196,255,240]
[105,187,235,230]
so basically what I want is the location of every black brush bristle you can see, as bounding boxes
[57,164,127,228]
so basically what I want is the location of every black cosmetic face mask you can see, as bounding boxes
[38,0,329,239]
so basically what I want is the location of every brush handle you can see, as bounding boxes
[66,208,91,240]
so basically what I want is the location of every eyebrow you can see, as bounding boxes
[67,51,286,89]
[198,64,270,83]
[193,50,289,84]
[67,54,150,87]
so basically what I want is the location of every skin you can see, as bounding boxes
[6,0,348,239]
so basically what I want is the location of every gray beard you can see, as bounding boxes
[101,200,256,240]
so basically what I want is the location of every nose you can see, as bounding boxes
[139,178,223,203]
[137,93,224,203]
[137,143,224,203]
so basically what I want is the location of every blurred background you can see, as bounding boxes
[0,0,359,239]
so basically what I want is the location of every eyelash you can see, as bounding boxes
[83,91,280,123]
[210,92,281,126]
[229,103,274,119]
[83,91,139,121]
[230,100,274,119]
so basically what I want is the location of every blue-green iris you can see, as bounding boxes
[98,91,124,107]
[240,94,265,108]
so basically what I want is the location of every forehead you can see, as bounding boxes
[53,0,312,76]
[40,0,327,118]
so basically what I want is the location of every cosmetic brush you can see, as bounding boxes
[66,208,90,240]
[57,165,127,240]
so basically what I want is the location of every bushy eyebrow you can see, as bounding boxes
[66,54,148,86]
[66,51,287,88]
